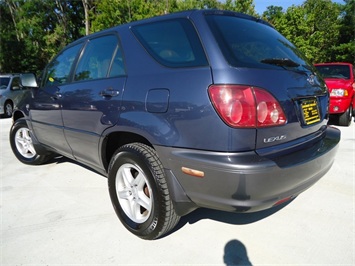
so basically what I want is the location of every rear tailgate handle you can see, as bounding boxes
[100,87,119,97]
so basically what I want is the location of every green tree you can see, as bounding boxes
[90,0,167,32]
[0,1,22,72]
[1,0,351,75]
[272,6,311,57]
[223,0,257,16]
[334,0,355,63]
[303,0,341,62]
[270,0,341,63]
[170,0,222,12]
[0,0,85,73]
[262,5,283,25]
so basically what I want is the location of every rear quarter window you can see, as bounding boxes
[131,19,208,68]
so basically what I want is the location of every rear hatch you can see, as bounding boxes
[202,11,329,151]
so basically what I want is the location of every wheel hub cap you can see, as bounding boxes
[15,127,36,159]
[116,163,153,223]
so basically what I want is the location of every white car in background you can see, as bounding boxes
[0,74,29,118]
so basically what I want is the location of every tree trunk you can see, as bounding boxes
[82,0,90,35]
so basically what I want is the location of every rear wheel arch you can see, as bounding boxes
[101,130,195,218]
[12,110,25,121]
[102,131,153,171]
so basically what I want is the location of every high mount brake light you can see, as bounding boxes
[208,85,286,128]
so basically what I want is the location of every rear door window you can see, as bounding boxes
[132,19,208,68]
[74,34,124,81]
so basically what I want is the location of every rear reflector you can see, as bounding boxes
[181,167,204,178]
[273,196,293,206]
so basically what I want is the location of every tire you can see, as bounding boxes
[4,101,13,118]
[108,143,180,240]
[10,119,54,165]
[338,105,352,126]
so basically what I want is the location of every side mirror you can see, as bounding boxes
[20,73,38,88]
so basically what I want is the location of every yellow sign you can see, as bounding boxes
[301,99,321,125]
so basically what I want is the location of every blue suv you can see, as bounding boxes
[10,10,340,240]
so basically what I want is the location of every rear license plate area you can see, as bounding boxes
[301,98,321,125]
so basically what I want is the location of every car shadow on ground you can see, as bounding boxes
[328,116,339,126]
[45,155,107,178]
[165,199,294,238]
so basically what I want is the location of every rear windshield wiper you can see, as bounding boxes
[260,58,300,67]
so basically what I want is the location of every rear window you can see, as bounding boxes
[315,65,351,79]
[206,14,310,70]
[132,19,208,68]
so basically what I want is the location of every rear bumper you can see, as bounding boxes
[155,126,340,215]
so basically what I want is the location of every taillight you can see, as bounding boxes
[208,85,286,128]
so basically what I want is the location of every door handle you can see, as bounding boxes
[100,87,119,97]
[51,92,62,100]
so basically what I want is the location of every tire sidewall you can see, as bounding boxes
[339,105,352,126]
[108,147,162,238]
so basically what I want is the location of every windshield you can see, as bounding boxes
[315,65,350,79]
[205,14,311,70]
[0,77,10,89]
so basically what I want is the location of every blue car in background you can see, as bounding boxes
[10,9,340,240]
